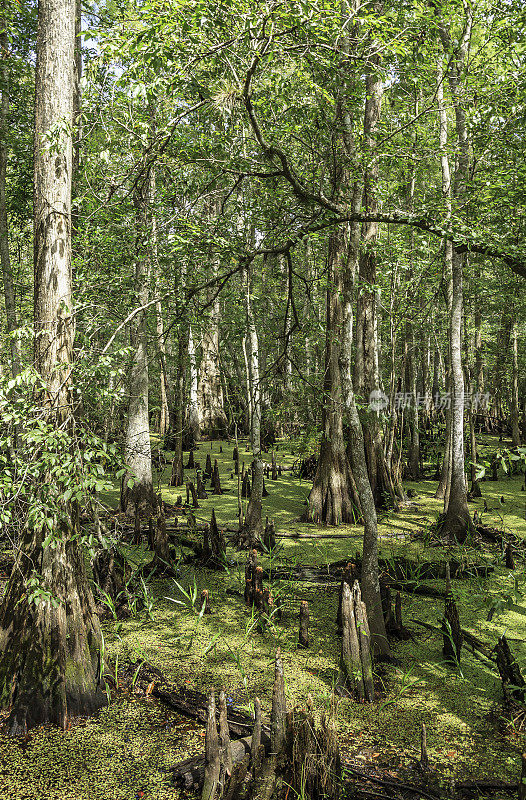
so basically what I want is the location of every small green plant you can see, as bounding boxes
[378,662,423,711]
[165,576,203,614]
[441,620,464,677]
[485,572,525,621]
[95,586,120,620]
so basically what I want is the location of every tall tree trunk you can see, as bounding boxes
[435,54,453,502]
[511,323,521,446]
[431,341,442,412]
[404,100,420,480]
[198,264,227,439]
[0,0,106,734]
[405,321,421,480]
[474,302,484,394]
[385,262,400,470]
[71,0,81,234]
[121,173,156,517]
[186,325,200,446]
[305,227,360,525]
[437,10,474,542]
[242,334,252,434]
[170,324,187,487]
[0,21,22,377]
[340,211,390,655]
[443,248,472,538]
[156,302,170,436]
[241,261,263,546]
[147,167,171,439]
[465,310,481,496]
[493,311,512,427]
[354,68,402,510]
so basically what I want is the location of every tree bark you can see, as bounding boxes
[405,320,420,480]
[241,260,264,546]
[198,250,227,438]
[0,0,106,734]
[0,21,22,378]
[121,170,156,517]
[155,297,170,437]
[305,228,360,526]
[354,65,403,510]
[437,11,474,542]
[511,323,521,446]
[170,325,188,487]
[187,325,201,446]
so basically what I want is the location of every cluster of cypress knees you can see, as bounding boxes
[194,560,526,800]
[183,446,285,511]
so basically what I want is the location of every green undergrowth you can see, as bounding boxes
[1,433,525,798]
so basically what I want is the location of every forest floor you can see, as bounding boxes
[0,433,525,799]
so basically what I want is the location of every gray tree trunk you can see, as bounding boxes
[511,324,521,446]
[121,172,156,516]
[438,9,474,541]
[187,325,201,445]
[242,261,263,546]
[435,55,453,502]
[198,264,227,439]
[0,22,22,377]
[354,59,403,510]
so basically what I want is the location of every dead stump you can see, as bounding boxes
[337,581,374,701]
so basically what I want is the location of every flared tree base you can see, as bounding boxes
[438,504,475,544]
[120,475,158,518]
[0,533,107,735]
[304,441,360,526]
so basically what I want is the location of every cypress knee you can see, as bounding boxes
[338,582,364,700]
[197,472,208,500]
[420,723,429,772]
[212,460,222,495]
[442,563,462,665]
[203,524,211,561]
[188,481,199,508]
[495,634,526,703]
[251,697,262,762]
[354,582,375,702]
[263,517,276,550]
[218,691,233,774]
[505,540,515,569]
[337,563,355,632]
[242,472,250,498]
[271,451,278,481]
[210,509,226,561]
[298,601,309,648]
[202,691,220,800]
[200,589,211,614]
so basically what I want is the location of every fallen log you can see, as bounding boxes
[455,778,518,795]
[411,620,494,661]
[132,662,268,739]
[264,556,491,586]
